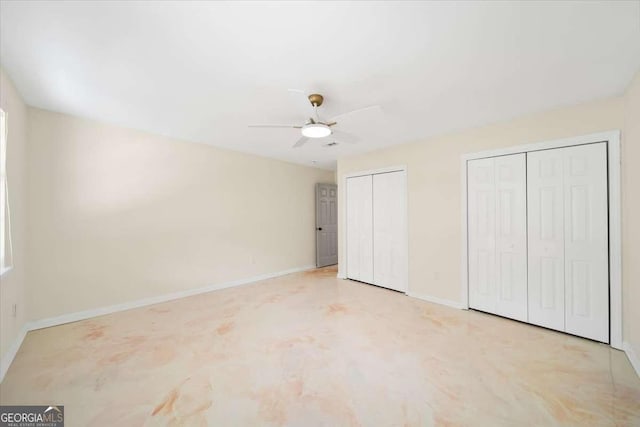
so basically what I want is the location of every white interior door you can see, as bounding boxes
[468,157,498,313]
[494,154,527,321]
[563,143,609,342]
[527,149,566,331]
[373,171,407,292]
[346,175,373,283]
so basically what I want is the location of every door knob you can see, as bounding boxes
[317,227,323,231]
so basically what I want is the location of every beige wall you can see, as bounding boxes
[337,96,625,306]
[0,69,28,362]
[27,108,334,320]
[623,70,640,358]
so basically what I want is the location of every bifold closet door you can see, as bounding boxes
[563,143,609,342]
[528,143,609,342]
[468,157,497,313]
[373,171,407,292]
[468,154,527,321]
[494,154,528,321]
[346,175,373,283]
[527,149,566,332]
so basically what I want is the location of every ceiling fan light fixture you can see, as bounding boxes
[301,123,332,138]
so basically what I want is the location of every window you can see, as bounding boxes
[0,109,12,274]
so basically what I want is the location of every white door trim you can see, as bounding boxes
[339,165,408,293]
[460,130,622,349]
[343,165,408,179]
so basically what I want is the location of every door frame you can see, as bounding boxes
[339,165,409,293]
[460,130,622,349]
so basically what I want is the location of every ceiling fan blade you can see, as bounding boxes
[331,129,359,144]
[248,124,302,129]
[330,105,382,122]
[293,136,309,148]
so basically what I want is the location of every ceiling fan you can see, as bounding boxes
[248,92,381,148]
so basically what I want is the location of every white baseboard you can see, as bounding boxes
[30,264,315,331]
[407,292,464,310]
[623,341,640,378]
[1,265,315,383]
[0,323,29,383]
[407,292,465,310]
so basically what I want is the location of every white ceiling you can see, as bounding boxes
[1,1,639,170]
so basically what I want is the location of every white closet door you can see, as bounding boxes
[373,171,407,292]
[528,149,565,331]
[494,154,528,321]
[563,143,609,342]
[468,155,527,319]
[468,157,498,313]
[346,175,374,283]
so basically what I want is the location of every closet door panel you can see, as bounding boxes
[494,154,528,321]
[373,171,407,291]
[528,150,565,331]
[563,143,609,342]
[468,158,497,314]
[346,175,374,283]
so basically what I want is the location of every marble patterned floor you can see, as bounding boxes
[1,266,639,426]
